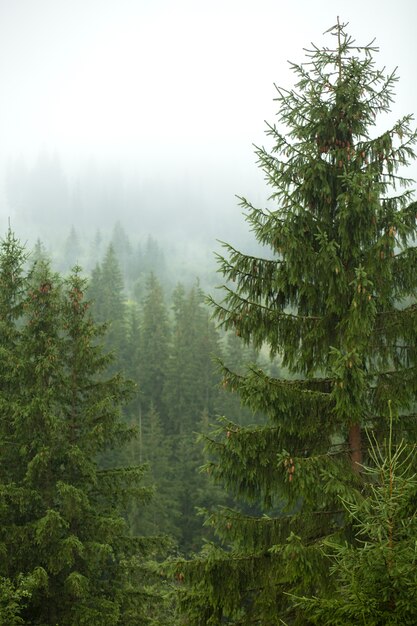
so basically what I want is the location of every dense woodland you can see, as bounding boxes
[1,20,417,625]
[0,227,271,624]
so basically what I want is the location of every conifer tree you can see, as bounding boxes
[111,221,133,282]
[172,20,417,625]
[124,301,143,435]
[143,235,166,278]
[218,331,266,427]
[164,283,221,436]
[295,408,417,625]
[88,244,128,367]
[31,238,48,265]
[0,231,32,622]
[137,273,171,424]
[0,230,28,483]
[0,237,162,625]
[130,404,181,540]
[161,283,225,553]
[62,225,82,271]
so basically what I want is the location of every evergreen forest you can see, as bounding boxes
[1,20,416,625]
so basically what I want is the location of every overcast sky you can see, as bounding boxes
[0,0,416,231]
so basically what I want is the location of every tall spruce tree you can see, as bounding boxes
[88,244,128,369]
[0,230,27,484]
[0,236,162,625]
[0,230,32,622]
[129,404,181,540]
[162,283,226,553]
[171,20,417,625]
[137,273,170,424]
[164,283,221,436]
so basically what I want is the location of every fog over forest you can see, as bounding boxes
[1,0,416,284]
[3,149,264,252]
[0,2,417,624]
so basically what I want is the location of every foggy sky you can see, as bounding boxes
[0,0,416,243]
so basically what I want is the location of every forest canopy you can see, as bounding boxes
[0,17,416,626]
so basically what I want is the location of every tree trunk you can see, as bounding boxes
[349,423,362,473]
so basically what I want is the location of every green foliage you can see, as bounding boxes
[161,283,229,552]
[164,282,221,435]
[217,331,267,427]
[111,221,133,280]
[137,273,171,421]
[86,262,237,556]
[88,243,128,366]
[295,410,417,625]
[173,20,417,625]
[128,405,181,539]
[0,234,163,625]
[0,576,31,626]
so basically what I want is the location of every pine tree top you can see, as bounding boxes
[210,18,416,378]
